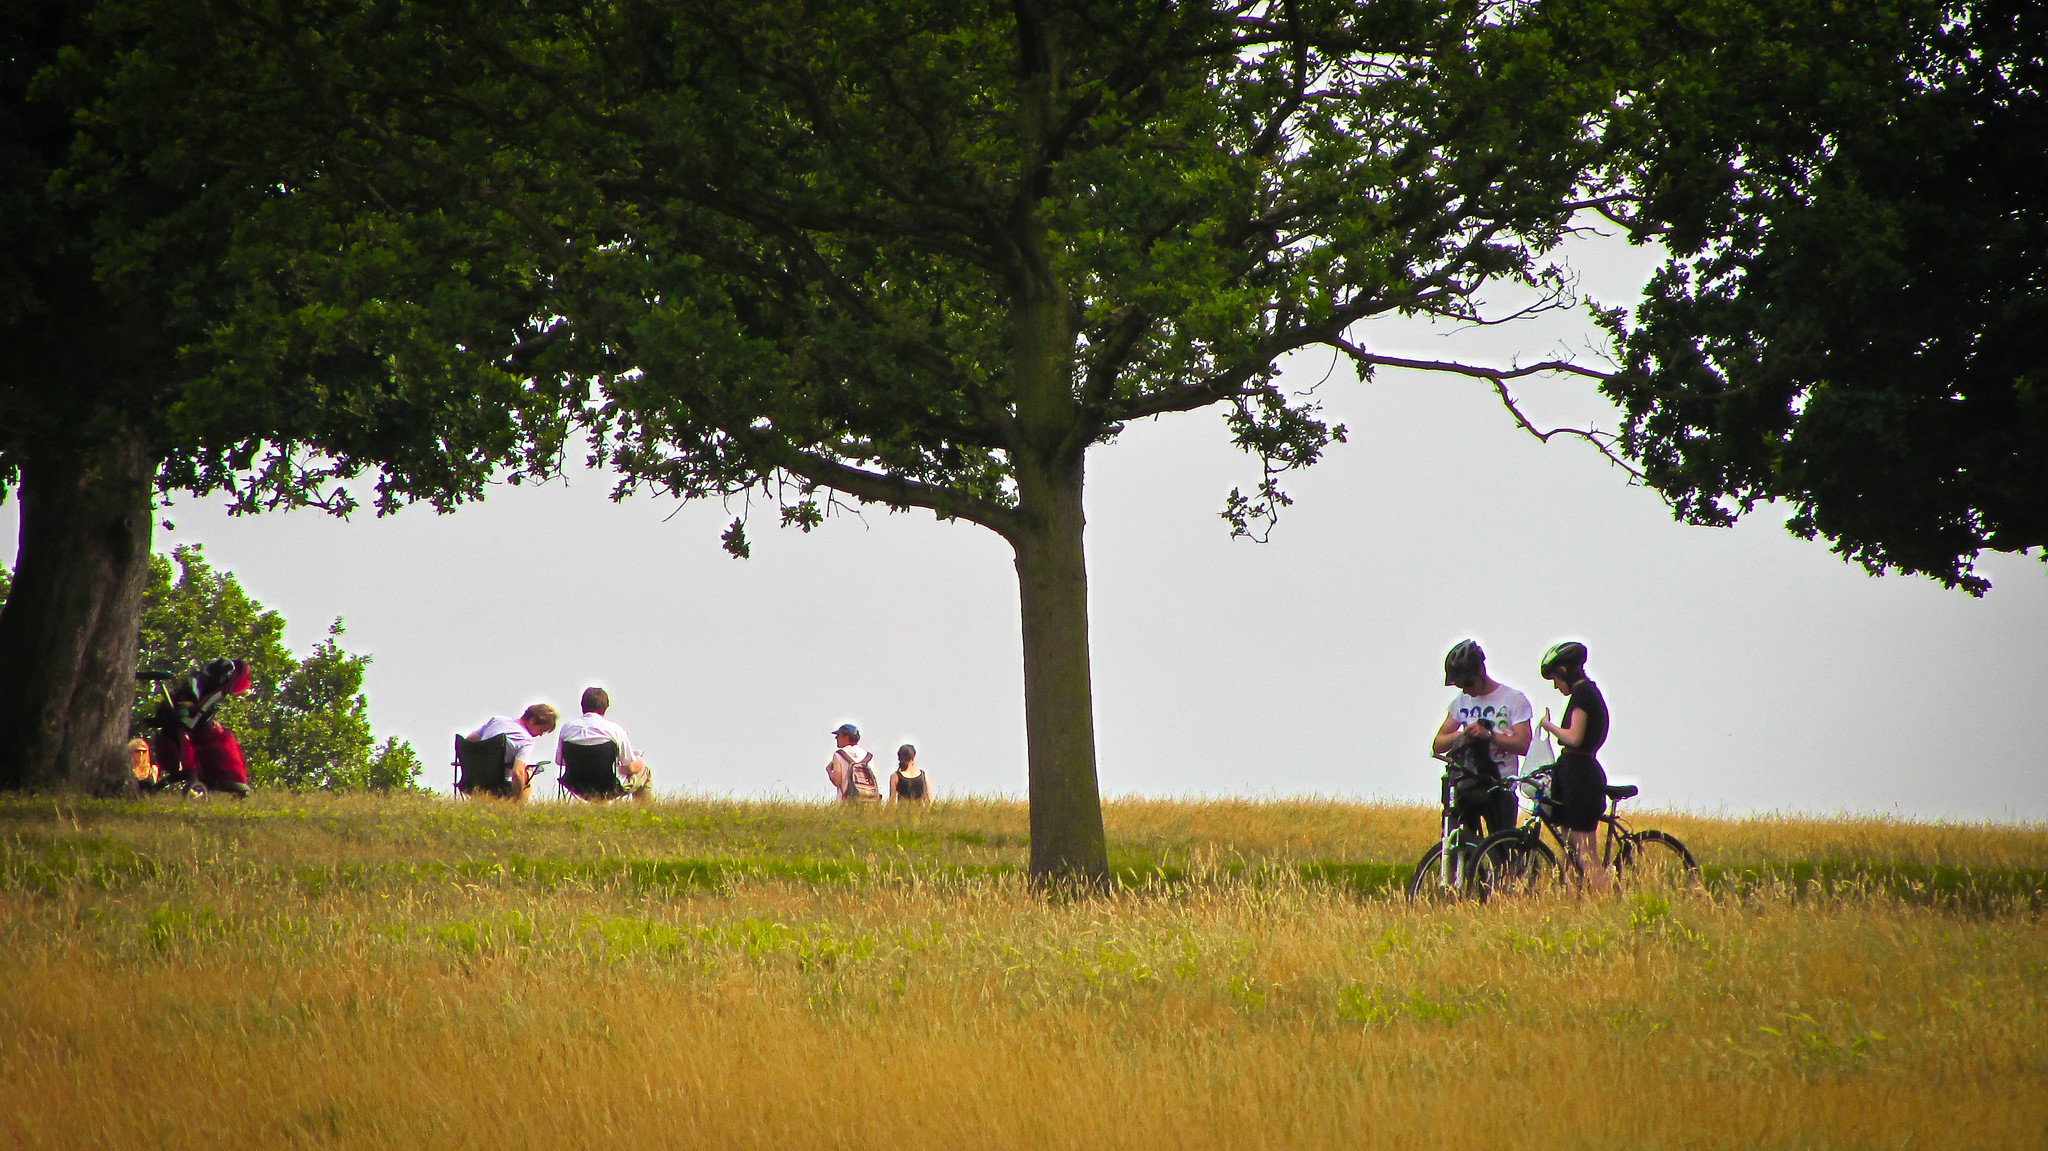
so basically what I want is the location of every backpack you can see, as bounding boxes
[840,750,881,800]
[1447,731,1500,810]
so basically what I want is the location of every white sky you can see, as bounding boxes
[9,232,2045,821]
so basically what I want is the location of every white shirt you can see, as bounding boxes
[1446,684,1535,774]
[469,716,539,766]
[556,711,638,773]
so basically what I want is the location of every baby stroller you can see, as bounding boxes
[137,658,254,798]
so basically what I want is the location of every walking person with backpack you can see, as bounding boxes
[825,723,882,802]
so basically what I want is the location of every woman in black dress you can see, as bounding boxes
[1537,641,1611,894]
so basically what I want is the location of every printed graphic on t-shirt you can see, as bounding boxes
[1448,686,1535,771]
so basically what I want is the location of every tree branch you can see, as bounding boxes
[1336,344,1643,476]
[761,439,1025,541]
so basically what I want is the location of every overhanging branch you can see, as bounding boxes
[762,440,1025,542]
[1339,344,1643,477]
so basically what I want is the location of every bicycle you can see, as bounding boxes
[1404,755,1513,903]
[1472,769,1698,899]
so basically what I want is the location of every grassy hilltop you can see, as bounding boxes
[3,794,2044,1149]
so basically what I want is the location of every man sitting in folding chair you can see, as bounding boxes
[454,704,559,801]
[554,687,653,803]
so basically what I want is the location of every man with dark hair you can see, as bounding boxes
[556,686,652,801]
[1429,639,1533,841]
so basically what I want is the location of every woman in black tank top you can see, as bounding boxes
[891,744,931,804]
[1538,641,1611,893]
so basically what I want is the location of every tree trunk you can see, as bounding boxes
[1011,447,1109,885]
[1004,39,1105,882]
[0,432,155,792]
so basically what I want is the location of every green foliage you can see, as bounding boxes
[256,0,1632,535]
[133,546,292,734]
[1604,0,2047,592]
[0,0,575,510]
[130,545,422,792]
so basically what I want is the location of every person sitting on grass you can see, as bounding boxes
[466,703,558,802]
[556,686,653,802]
[1537,641,1612,895]
[890,744,930,805]
[825,723,881,802]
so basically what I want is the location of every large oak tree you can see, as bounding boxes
[246,0,1643,880]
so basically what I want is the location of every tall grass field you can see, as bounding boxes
[3,793,2043,1149]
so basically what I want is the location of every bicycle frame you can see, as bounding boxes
[1426,756,1503,892]
[1493,770,1636,877]
[1436,775,1471,888]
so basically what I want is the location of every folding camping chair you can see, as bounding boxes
[557,739,625,801]
[454,733,515,798]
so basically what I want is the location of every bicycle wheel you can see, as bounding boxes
[1405,841,1481,903]
[1473,831,1560,900]
[1616,830,1699,891]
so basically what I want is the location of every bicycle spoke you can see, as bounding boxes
[1618,831,1699,892]
[1406,841,1484,903]
[1474,832,1559,901]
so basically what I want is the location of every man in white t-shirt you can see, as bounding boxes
[556,686,652,802]
[466,703,559,801]
[1430,639,1533,839]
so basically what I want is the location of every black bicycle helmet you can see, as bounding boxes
[1539,641,1588,680]
[1443,639,1485,686]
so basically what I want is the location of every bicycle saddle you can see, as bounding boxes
[1604,784,1639,800]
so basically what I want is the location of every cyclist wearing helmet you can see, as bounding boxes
[1537,641,1611,893]
[1430,639,1533,840]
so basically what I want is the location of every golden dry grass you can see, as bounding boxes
[2,793,2043,1150]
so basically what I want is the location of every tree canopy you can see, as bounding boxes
[1602,0,2047,593]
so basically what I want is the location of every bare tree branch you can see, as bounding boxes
[1346,350,1614,384]
[1336,343,1643,476]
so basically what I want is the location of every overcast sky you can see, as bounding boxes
[11,232,2045,821]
